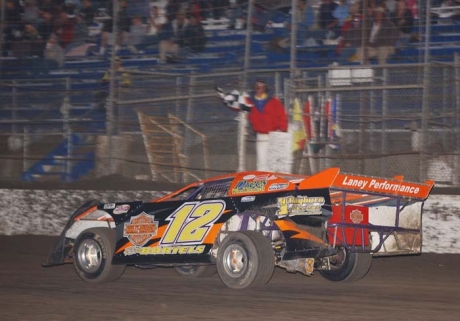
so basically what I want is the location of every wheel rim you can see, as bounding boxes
[177,266,195,273]
[222,244,247,278]
[77,239,103,273]
[330,247,347,269]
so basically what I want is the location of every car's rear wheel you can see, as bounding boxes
[217,231,274,289]
[175,265,217,278]
[73,228,125,283]
[320,246,372,282]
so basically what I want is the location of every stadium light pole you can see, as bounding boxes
[420,0,431,182]
[107,0,119,174]
[290,0,297,79]
[239,0,255,172]
[0,0,5,69]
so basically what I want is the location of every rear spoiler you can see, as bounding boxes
[298,168,435,256]
[297,168,434,201]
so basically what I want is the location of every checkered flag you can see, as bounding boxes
[216,87,253,112]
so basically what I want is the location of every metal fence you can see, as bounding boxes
[112,59,460,184]
[1,1,460,186]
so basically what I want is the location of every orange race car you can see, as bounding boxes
[43,168,434,289]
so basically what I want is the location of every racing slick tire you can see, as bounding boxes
[175,265,217,278]
[319,246,372,282]
[73,228,126,283]
[216,231,275,289]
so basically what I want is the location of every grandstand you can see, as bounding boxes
[1,0,460,184]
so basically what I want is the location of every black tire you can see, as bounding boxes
[73,228,125,283]
[320,246,372,282]
[216,231,275,289]
[175,265,217,278]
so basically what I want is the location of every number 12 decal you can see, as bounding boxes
[160,200,225,245]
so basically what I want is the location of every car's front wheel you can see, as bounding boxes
[217,231,274,289]
[73,228,125,283]
[319,246,372,282]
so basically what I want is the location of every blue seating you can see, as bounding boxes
[4,20,460,182]
[22,133,97,182]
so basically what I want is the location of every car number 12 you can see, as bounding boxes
[160,200,225,245]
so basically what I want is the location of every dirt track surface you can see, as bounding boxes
[1,236,460,321]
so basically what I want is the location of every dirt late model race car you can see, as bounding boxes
[44,168,434,289]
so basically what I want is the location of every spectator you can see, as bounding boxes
[126,0,150,22]
[210,0,229,19]
[23,0,41,27]
[126,16,148,53]
[292,0,316,45]
[98,0,130,55]
[342,5,399,64]
[270,0,317,50]
[95,56,131,112]
[92,0,110,11]
[227,0,244,29]
[44,33,65,67]
[318,0,339,39]
[22,23,42,42]
[63,0,82,15]
[137,5,166,51]
[38,0,58,16]
[332,0,350,37]
[12,23,44,57]
[335,2,361,55]
[165,0,182,22]
[252,4,272,32]
[37,11,55,43]
[66,13,90,50]
[406,0,419,19]
[79,0,96,26]
[183,15,206,53]
[247,79,288,171]
[390,0,414,49]
[158,9,190,63]
[2,1,23,56]
[147,5,166,36]
[189,0,204,22]
[54,10,75,48]
[385,0,397,13]
[101,56,132,85]
[4,0,23,29]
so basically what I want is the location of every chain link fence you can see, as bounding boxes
[1,1,460,187]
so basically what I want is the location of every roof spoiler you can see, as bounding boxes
[298,168,434,201]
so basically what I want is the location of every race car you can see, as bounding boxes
[43,168,434,289]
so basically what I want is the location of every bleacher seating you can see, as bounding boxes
[3,1,460,182]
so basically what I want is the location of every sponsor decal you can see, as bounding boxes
[124,245,206,256]
[350,209,364,224]
[232,180,267,194]
[241,196,256,202]
[160,201,225,245]
[340,176,421,194]
[268,183,289,191]
[243,174,277,181]
[340,176,369,189]
[123,212,159,246]
[113,204,130,215]
[276,196,325,217]
[103,203,116,210]
[254,174,277,181]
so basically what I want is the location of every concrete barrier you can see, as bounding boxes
[0,190,458,253]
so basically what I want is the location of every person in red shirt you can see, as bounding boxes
[247,80,288,171]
